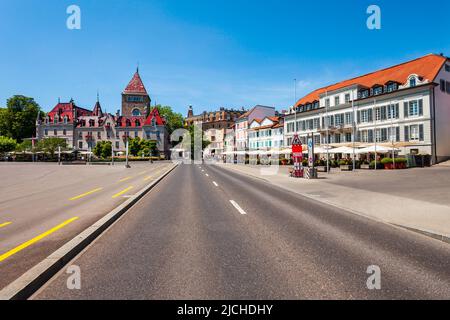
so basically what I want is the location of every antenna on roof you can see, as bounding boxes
[97,90,100,102]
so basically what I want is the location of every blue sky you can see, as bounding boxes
[0,0,449,116]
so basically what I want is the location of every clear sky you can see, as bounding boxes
[0,0,449,116]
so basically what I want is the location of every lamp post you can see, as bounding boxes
[125,139,130,168]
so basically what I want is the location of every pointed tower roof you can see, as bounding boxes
[123,69,148,95]
[92,92,103,116]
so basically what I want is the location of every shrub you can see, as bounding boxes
[338,159,348,166]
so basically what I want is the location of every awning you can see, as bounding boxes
[356,145,400,154]
[330,146,358,154]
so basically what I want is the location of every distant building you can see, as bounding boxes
[36,70,170,158]
[235,105,276,150]
[248,116,284,151]
[184,106,246,130]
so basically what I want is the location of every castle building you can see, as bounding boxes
[184,106,246,130]
[36,70,170,158]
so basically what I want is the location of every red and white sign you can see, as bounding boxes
[291,134,303,178]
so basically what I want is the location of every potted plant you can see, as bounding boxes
[360,160,371,170]
[339,159,353,171]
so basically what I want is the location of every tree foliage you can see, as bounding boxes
[156,105,184,134]
[36,137,67,157]
[0,96,40,142]
[0,136,18,155]
[128,137,157,157]
[93,141,112,158]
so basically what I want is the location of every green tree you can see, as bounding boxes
[36,137,67,158]
[0,96,40,142]
[0,136,17,156]
[15,140,33,152]
[101,141,112,158]
[140,139,157,156]
[93,141,112,159]
[156,105,184,134]
[128,137,142,156]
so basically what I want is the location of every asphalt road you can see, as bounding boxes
[34,163,450,299]
[0,162,174,290]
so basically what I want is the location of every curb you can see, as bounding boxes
[215,164,450,245]
[0,163,178,300]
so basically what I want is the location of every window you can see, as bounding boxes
[135,120,141,127]
[63,116,68,124]
[89,119,95,127]
[386,83,398,93]
[375,108,381,121]
[360,109,372,123]
[54,129,57,136]
[373,86,383,95]
[359,90,369,99]
[445,64,450,72]
[345,112,353,125]
[335,114,344,126]
[53,117,58,124]
[313,118,320,129]
[63,129,66,135]
[132,109,141,116]
[345,132,352,142]
[325,98,330,108]
[409,77,416,87]
[410,125,420,141]
[115,141,120,149]
[387,104,399,119]
[409,101,419,116]
[127,96,144,103]
[440,79,446,92]
[345,94,351,104]
[97,132,101,139]
[334,96,340,106]
[78,141,83,149]
[447,82,450,94]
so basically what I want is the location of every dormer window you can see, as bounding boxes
[410,77,416,87]
[373,86,383,96]
[63,116,68,124]
[445,64,450,72]
[53,117,58,124]
[126,119,132,127]
[386,82,398,93]
[89,119,95,127]
[152,118,156,126]
[135,120,141,127]
[359,90,369,99]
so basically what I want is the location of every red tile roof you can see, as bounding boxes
[144,108,165,126]
[295,54,447,107]
[123,71,148,95]
[47,102,92,123]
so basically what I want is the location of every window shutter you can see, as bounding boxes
[419,124,424,141]
[404,126,409,141]
[419,99,423,116]
[396,127,400,142]
[404,102,409,118]
[357,111,361,124]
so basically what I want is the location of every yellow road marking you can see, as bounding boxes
[69,188,103,201]
[0,222,12,228]
[119,177,132,182]
[138,171,147,175]
[0,217,79,263]
[112,186,134,199]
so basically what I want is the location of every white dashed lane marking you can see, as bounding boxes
[230,200,247,215]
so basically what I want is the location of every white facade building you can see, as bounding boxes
[248,117,284,151]
[284,54,450,164]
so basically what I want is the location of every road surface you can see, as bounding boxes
[0,162,174,290]
[33,163,450,299]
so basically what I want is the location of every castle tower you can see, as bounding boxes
[121,68,151,117]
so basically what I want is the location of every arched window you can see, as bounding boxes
[132,109,141,116]
[135,120,141,127]
[89,119,95,127]
[409,77,416,87]
[63,116,68,124]
[126,119,132,127]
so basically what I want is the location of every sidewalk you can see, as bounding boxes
[215,163,450,242]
